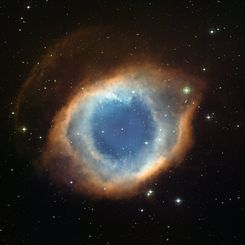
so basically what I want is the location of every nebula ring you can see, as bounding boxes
[16,29,204,199]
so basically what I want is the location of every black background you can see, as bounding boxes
[1,0,245,244]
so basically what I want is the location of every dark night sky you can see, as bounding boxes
[1,0,245,244]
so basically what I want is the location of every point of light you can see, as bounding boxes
[208,28,218,35]
[206,114,212,120]
[175,197,183,205]
[21,126,27,132]
[146,189,153,197]
[182,86,191,95]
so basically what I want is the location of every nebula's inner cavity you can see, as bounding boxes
[90,94,156,162]
[65,80,185,182]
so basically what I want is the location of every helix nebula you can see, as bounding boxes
[16,28,205,199]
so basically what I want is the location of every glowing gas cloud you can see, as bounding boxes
[16,28,205,199]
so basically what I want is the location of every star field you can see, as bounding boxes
[1,0,245,244]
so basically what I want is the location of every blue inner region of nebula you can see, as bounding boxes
[66,83,181,179]
[90,97,156,161]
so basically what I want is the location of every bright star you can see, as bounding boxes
[206,114,212,120]
[182,86,191,95]
[21,127,27,132]
[208,28,217,35]
[146,189,153,197]
[175,197,183,205]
